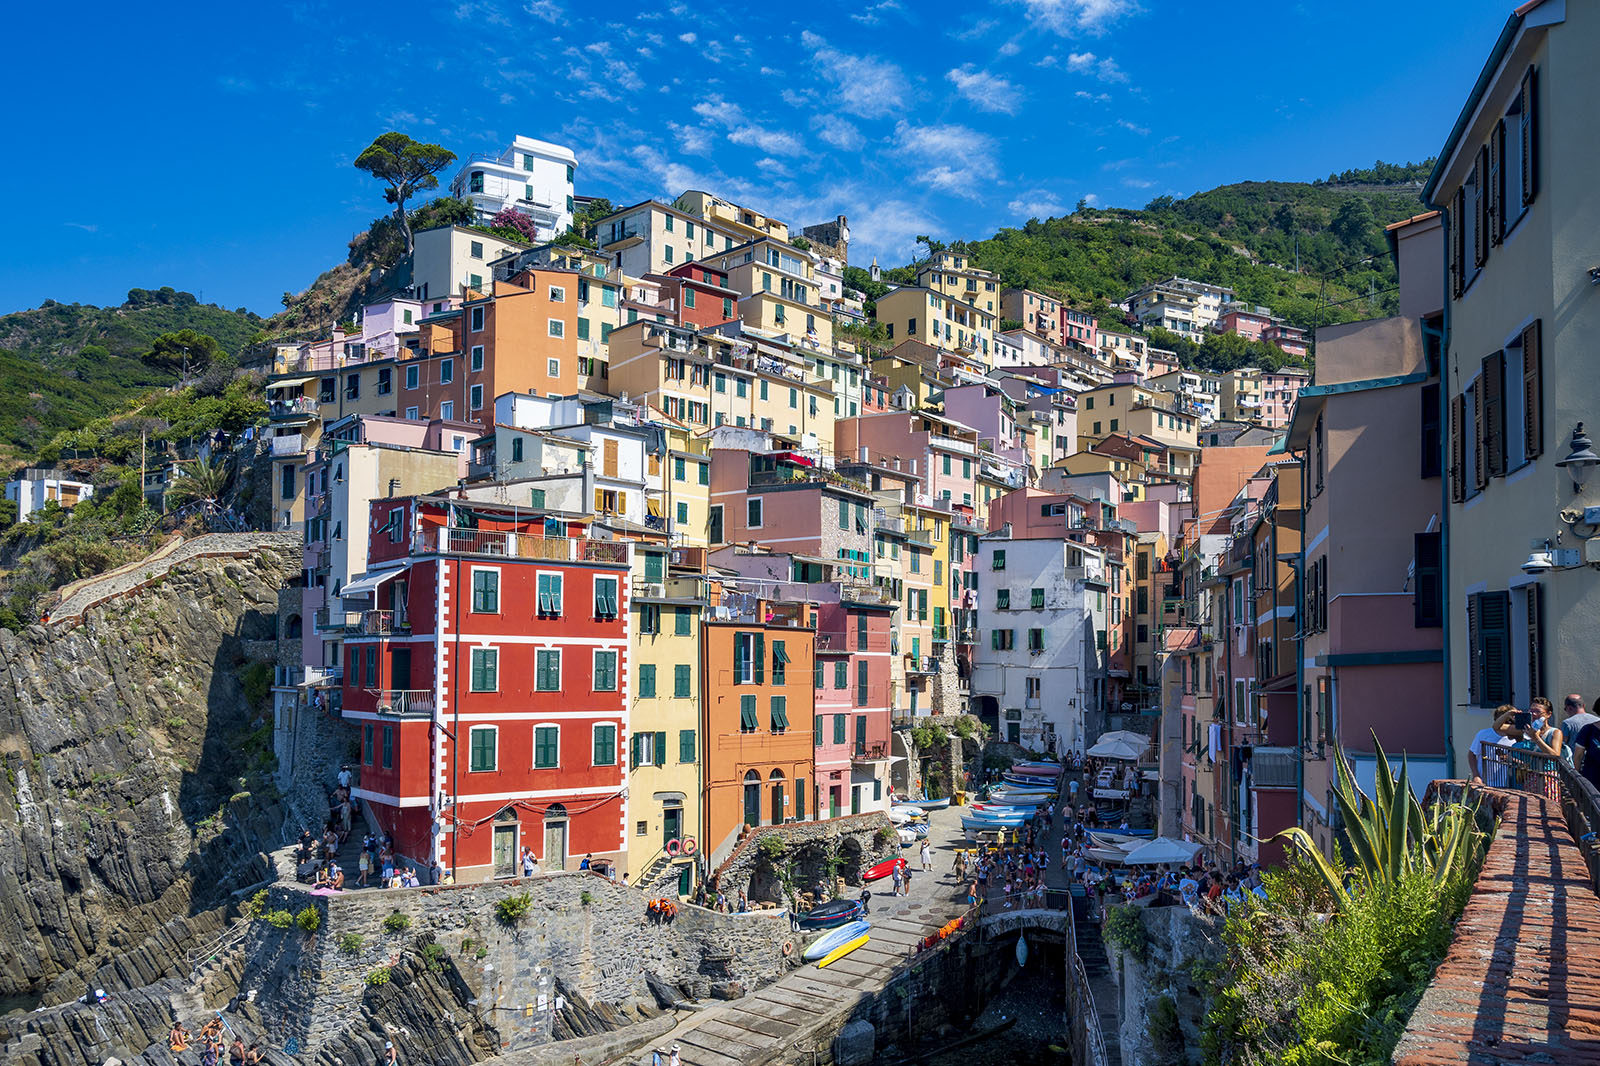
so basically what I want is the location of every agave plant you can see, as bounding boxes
[1272,738,1485,911]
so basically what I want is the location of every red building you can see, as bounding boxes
[342,495,632,882]
[812,598,896,817]
[656,261,740,330]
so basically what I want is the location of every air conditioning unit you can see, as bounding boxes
[640,582,665,598]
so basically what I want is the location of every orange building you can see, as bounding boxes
[396,268,580,426]
[701,598,817,866]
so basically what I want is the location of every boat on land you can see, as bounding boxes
[890,805,929,821]
[900,797,951,810]
[817,931,870,968]
[989,791,1055,806]
[1011,761,1062,776]
[961,815,1026,832]
[803,919,870,961]
[864,856,907,881]
[794,899,864,930]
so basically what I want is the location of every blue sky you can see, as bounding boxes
[2,0,1514,318]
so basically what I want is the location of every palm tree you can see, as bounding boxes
[166,457,231,508]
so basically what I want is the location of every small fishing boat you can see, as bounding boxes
[794,899,864,930]
[890,805,929,821]
[966,805,1029,820]
[817,931,869,968]
[989,791,1055,806]
[1012,761,1062,775]
[900,797,951,810]
[961,814,1026,832]
[803,919,870,962]
[864,856,907,882]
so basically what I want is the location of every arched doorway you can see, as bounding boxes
[770,769,787,825]
[285,614,303,639]
[492,807,519,878]
[743,771,761,828]
[543,803,568,870]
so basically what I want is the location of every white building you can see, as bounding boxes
[594,200,740,278]
[970,530,1108,755]
[448,135,577,237]
[6,469,95,521]
[472,393,652,525]
[1127,276,1236,336]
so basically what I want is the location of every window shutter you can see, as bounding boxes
[1482,350,1505,477]
[631,732,642,769]
[1472,384,1487,492]
[655,731,667,767]
[1488,122,1503,245]
[1527,582,1545,701]
[1414,532,1442,627]
[1466,594,1480,705]
[1450,393,1466,502]
[1480,591,1511,704]
[593,488,604,512]
[1522,319,1543,461]
[1449,189,1465,298]
[1521,66,1537,206]
[1473,145,1490,268]
[753,633,765,683]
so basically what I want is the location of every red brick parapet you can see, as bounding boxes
[1392,784,1600,1065]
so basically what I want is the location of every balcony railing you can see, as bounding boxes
[369,689,436,717]
[314,607,360,633]
[414,526,630,565]
[906,656,940,676]
[852,741,890,762]
[359,610,410,635]
[873,509,905,535]
[268,397,320,421]
[932,625,949,642]
[748,467,872,494]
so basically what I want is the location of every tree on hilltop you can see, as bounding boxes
[354,132,457,257]
[143,329,222,377]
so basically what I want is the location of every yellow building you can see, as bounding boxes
[1218,369,1263,423]
[918,251,1003,317]
[659,437,712,550]
[874,287,997,366]
[708,238,834,353]
[627,545,707,895]
[673,190,790,245]
[1075,381,1200,476]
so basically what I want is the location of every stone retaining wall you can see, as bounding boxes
[51,531,300,623]
[240,869,797,1060]
[710,812,898,906]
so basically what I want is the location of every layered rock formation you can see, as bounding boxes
[0,540,300,1003]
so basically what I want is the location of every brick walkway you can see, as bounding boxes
[1393,787,1600,1065]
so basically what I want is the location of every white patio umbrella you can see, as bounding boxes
[1096,730,1154,750]
[1085,736,1146,761]
[1122,837,1205,866]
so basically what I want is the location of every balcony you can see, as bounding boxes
[358,610,410,635]
[931,625,949,642]
[413,526,630,565]
[872,509,905,535]
[268,397,320,423]
[906,656,940,676]
[270,433,306,458]
[369,689,436,717]
[603,224,644,249]
[852,741,890,763]
[314,608,360,634]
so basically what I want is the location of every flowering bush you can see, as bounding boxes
[487,208,539,243]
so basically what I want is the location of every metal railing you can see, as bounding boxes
[1068,893,1111,1066]
[1554,757,1600,897]
[369,689,435,716]
[415,526,630,565]
[268,397,320,420]
[359,610,409,635]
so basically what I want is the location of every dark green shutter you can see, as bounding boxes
[679,729,696,763]
[753,633,765,683]
[631,732,642,769]
[655,731,667,767]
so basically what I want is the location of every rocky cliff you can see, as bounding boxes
[0,540,300,1004]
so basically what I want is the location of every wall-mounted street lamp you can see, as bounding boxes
[1555,423,1600,493]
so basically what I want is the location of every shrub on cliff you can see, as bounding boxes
[365,966,391,987]
[295,907,321,934]
[264,909,294,929]
[240,889,268,920]
[338,933,364,954]
[382,911,412,934]
[1104,905,1148,963]
[495,892,533,926]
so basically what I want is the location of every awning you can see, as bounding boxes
[341,562,412,599]
[269,376,316,390]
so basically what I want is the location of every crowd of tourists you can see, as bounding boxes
[1469,693,1600,798]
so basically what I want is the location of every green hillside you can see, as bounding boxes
[0,288,264,461]
[937,160,1434,345]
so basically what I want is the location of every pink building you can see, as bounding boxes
[1256,369,1310,430]
[812,599,896,816]
[835,411,981,513]
[1061,306,1099,351]
[1216,307,1272,341]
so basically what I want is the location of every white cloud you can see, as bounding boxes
[812,114,865,151]
[1122,177,1157,189]
[851,0,903,25]
[728,124,805,155]
[524,0,560,19]
[678,31,697,43]
[692,95,806,156]
[1007,193,1067,218]
[1082,193,1101,206]
[1014,0,1139,36]
[64,222,98,233]
[894,121,998,197]
[1074,90,1111,102]
[800,31,907,118]
[1067,50,1129,83]
[945,65,1023,114]
[670,122,715,156]
[846,198,942,262]
[998,39,1022,56]
[1116,119,1150,136]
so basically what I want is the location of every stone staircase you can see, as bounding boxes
[1075,912,1123,1064]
